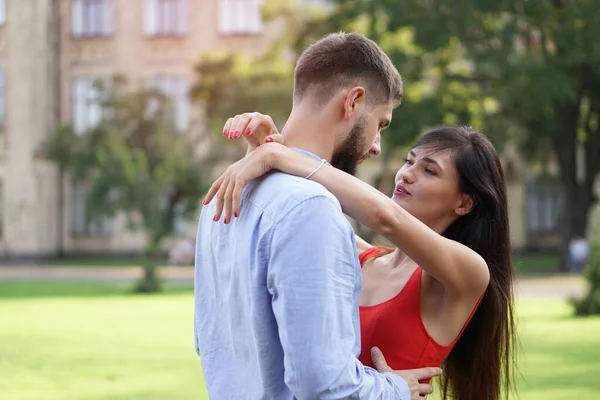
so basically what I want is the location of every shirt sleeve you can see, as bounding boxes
[267,195,410,400]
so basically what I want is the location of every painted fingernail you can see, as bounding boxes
[223,129,228,136]
[234,212,238,218]
[202,199,207,205]
[233,131,240,139]
[265,137,273,143]
[244,127,251,135]
[224,218,228,224]
[213,216,218,221]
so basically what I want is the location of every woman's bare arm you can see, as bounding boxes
[205,144,490,298]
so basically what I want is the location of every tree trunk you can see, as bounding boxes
[553,99,579,272]
[558,186,596,271]
[135,240,163,293]
[554,99,600,272]
[135,188,182,293]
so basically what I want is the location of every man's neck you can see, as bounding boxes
[280,106,337,162]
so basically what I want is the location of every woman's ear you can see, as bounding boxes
[455,194,474,216]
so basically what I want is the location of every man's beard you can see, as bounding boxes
[331,117,367,176]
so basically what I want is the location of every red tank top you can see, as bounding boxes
[358,247,481,379]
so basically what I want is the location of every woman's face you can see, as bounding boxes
[392,146,472,233]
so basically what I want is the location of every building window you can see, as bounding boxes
[526,177,564,234]
[72,77,105,136]
[70,184,114,236]
[144,0,187,37]
[149,76,190,133]
[0,0,6,26]
[0,70,5,131]
[71,0,114,38]
[219,0,262,35]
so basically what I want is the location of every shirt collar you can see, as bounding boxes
[290,148,331,166]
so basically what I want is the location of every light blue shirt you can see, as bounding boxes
[194,149,410,399]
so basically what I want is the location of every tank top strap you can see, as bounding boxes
[397,266,424,309]
[358,247,386,267]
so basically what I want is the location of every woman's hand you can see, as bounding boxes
[223,112,283,152]
[203,143,285,223]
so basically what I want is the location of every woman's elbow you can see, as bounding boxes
[374,207,399,238]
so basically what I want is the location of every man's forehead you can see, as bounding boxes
[374,102,393,119]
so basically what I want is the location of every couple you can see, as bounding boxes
[195,33,516,400]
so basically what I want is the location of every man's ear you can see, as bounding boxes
[455,194,474,216]
[343,86,366,120]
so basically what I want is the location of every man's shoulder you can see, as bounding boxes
[249,172,342,220]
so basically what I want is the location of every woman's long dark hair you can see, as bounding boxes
[412,127,517,400]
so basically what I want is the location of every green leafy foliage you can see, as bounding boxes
[299,0,600,268]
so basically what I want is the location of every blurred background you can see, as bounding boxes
[0,0,599,399]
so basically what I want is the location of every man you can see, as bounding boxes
[195,33,441,399]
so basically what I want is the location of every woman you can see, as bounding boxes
[204,119,517,400]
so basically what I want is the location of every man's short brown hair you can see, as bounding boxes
[294,32,403,107]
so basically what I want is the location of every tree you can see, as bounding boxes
[279,1,503,241]
[191,1,304,138]
[192,51,293,140]
[193,1,500,242]
[46,77,213,292]
[572,209,600,316]
[301,0,600,269]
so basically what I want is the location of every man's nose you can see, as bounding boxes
[369,133,381,157]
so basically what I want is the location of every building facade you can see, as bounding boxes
[0,0,287,258]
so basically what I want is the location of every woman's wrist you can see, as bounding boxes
[262,143,285,170]
[260,144,323,179]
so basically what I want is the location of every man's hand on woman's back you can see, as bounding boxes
[371,347,442,400]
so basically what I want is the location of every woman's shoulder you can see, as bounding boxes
[358,246,386,267]
[355,235,373,254]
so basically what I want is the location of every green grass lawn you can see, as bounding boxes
[1,282,599,400]
[513,253,560,274]
[45,256,169,268]
[0,281,193,299]
[0,282,206,400]
[506,301,599,400]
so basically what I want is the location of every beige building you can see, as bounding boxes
[0,0,593,259]
[0,0,311,258]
